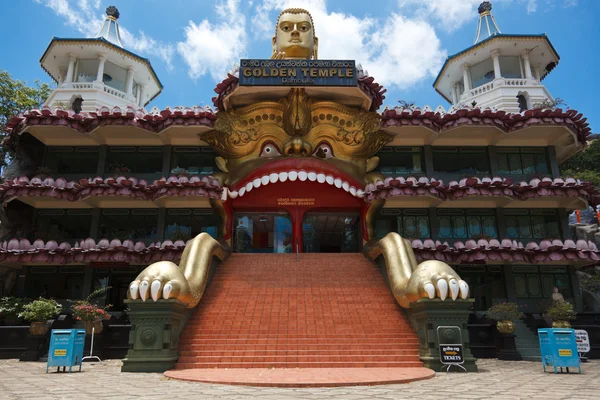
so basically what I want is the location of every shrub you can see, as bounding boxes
[0,297,31,323]
[18,298,62,322]
[70,287,111,322]
[544,300,576,321]
[485,302,525,321]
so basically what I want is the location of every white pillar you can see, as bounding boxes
[95,53,107,83]
[491,49,502,79]
[138,84,146,107]
[125,66,135,95]
[461,63,472,92]
[451,83,459,104]
[521,51,533,79]
[65,53,76,83]
[532,64,541,81]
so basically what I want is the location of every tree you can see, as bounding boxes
[0,70,51,173]
[561,135,600,187]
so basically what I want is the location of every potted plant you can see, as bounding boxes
[18,298,62,335]
[485,302,525,334]
[0,297,31,325]
[544,300,576,328]
[70,287,111,335]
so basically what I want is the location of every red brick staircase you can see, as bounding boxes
[175,253,422,369]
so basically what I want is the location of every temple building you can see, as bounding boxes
[0,2,597,373]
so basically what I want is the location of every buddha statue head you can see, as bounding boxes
[272,8,318,60]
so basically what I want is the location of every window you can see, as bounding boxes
[499,56,523,79]
[513,265,571,300]
[170,147,217,176]
[75,59,99,83]
[375,209,430,239]
[437,209,497,241]
[376,147,424,176]
[165,209,220,241]
[432,147,490,177]
[471,58,495,88]
[44,147,99,175]
[505,209,560,242]
[496,147,550,177]
[34,209,92,244]
[99,209,159,243]
[105,147,163,177]
[92,266,142,311]
[517,94,528,112]
[102,61,127,92]
[24,266,85,301]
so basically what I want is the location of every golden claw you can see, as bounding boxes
[364,232,469,308]
[128,233,230,308]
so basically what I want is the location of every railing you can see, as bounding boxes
[469,81,494,97]
[71,82,93,89]
[505,78,529,86]
[103,85,126,99]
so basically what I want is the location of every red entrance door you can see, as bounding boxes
[228,180,367,253]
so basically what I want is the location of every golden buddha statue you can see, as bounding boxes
[271,8,318,60]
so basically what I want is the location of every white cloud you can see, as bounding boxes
[399,0,488,32]
[527,0,538,13]
[251,0,446,90]
[33,0,175,69]
[176,0,247,81]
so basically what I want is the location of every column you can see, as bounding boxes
[428,208,439,241]
[491,49,502,79]
[547,146,560,179]
[95,53,107,83]
[423,145,434,178]
[532,64,541,82]
[451,83,459,104]
[521,50,533,79]
[125,65,135,96]
[138,84,146,107]
[157,208,167,241]
[65,53,76,83]
[489,146,499,177]
[461,63,472,92]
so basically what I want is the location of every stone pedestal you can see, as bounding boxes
[406,299,478,372]
[496,334,522,361]
[121,299,188,373]
[19,334,48,362]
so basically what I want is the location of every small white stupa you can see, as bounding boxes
[40,6,162,113]
[433,1,560,113]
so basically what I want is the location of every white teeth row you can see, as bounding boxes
[224,171,365,200]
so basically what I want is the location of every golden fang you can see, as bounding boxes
[243,67,354,78]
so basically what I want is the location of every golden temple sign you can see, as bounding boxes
[239,59,356,86]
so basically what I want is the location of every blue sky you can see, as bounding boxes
[0,0,597,132]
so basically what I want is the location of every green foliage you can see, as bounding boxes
[561,138,600,188]
[70,286,111,322]
[580,270,600,292]
[544,300,576,321]
[0,69,51,171]
[0,296,31,322]
[485,302,525,321]
[18,298,62,322]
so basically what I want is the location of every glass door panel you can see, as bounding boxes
[233,213,292,253]
[302,213,360,253]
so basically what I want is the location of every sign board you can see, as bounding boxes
[47,329,86,373]
[575,329,590,353]
[239,59,356,87]
[437,326,467,372]
[538,328,581,373]
[440,345,463,364]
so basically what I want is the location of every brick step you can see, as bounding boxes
[181,330,417,335]
[178,354,421,364]
[180,343,419,351]
[180,337,418,344]
[179,349,419,357]
[174,361,424,369]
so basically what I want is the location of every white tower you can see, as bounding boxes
[433,1,560,113]
[40,6,162,113]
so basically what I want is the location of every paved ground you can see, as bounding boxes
[0,359,598,399]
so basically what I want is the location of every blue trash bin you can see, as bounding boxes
[538,328,581,373]
[46,329,86,373]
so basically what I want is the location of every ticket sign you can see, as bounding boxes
[575,329,590,353]
[239,59,356,87]
[441,345,464,364]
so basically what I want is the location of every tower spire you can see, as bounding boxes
[474,1,501,44]
[95,6,123,47]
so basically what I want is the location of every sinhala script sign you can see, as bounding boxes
[239,59,356,86]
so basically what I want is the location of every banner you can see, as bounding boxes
[239,59,356,87]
